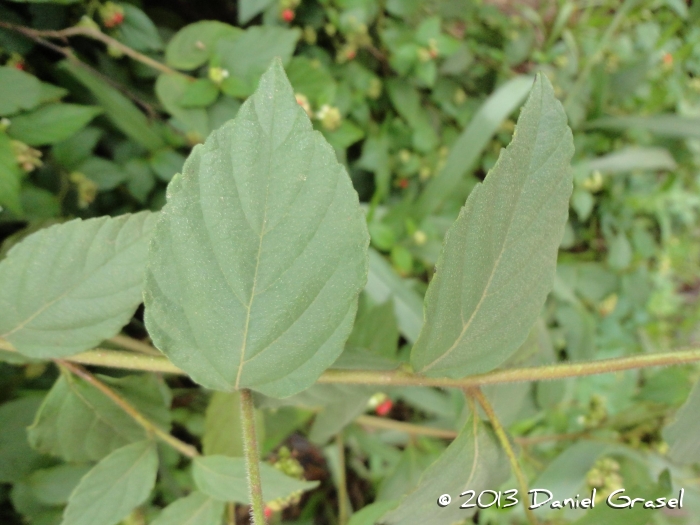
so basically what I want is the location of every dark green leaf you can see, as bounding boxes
[115,4,163,52]
[0,396,45,483]
[0,66,42,116]
[144,60,369,397]
[28,464,92,505]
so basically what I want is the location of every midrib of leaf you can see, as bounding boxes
[1,218,146,340]
[464,415,480,488]
[419,89,560,374]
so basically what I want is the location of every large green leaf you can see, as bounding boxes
[60,440,158,525]
[28,373,171,462]
[0,212,157,358]
[663,380,700,465]
[0,66,42,116]
[192,455,318,503]
[415,75,533,218]
[410,74,574,378]
[165,21,241,70]
[28,464,92,505]
[59,60,165,151]
[144,60,369,397]
[380,416,509,525]
[7,103,101,146]
[151,491,225,525]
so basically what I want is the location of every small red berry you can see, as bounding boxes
[264,506,273,519]
[282,9,295,22]
[346,49,356,60]
[375,399,393,416]
[397,178,409,189]
[104,12,124,28]
[663,52,673,66]
[14,62,25,71]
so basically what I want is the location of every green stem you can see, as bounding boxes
[469,387,538,525]
[240,389,266,525]
[3,339,699,389]
[355,415,458,439]
[57,360,199,458]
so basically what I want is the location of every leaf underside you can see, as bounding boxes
[411,74,574,378]
[144,59,369,397]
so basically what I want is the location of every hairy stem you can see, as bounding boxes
[2,340,698,388]
[240,389,266,525]
[0,21,186,77]
[56,360,199,458]
[469,387,538,525]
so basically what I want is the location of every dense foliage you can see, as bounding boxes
[1,1,700,524]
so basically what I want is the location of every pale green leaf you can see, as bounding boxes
[414,75,533,218]
[78,157,128,190]
[0,212,157,358]
[155,74,210,140]
[165,21,241,70]
[411,74,574,378]
[115,4,163,52]
[347,501,399,525]
[577,146,676,174]
[0,66,42,116]
[238,0,275,24]
[151,491,225,525]
[380,416,509,525]
[144,60,369,397]
[59,60,165,151]
[663,380,700,465]
[61,440,158,525]
[192,455,318,503]
[203,391,264,457]
[7,103,102,146]
[28,373,171,462]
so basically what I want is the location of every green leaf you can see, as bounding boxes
[115,4,163,52]
[166,21,241,70]
[415,75,533,219]
[0,131,23,215]
[286,56,337,106]
[61,440,158,525]
[238,0,275,24]
[155,74,209,140]
[586,114,700,139]
[28,464,92,505]
[203,391,264,457]
[577,147,676,174]
[377,444,440,502]
[179,79,219,108]
[77,157,128,190]
[217,27,300,98]
[347,501,399,525]
[192,455,318,503]
[0,396,45,483]
[151,491,225,525]
[38,82,68,104]
[410,73,574,378]
[7,103,101,146]
[365,249,423,343]
[28,373,171,462]
[59,60,165,151]
[386,80,437,153]
[663,380,700,465]
[52,126,102,170]
[144,60,369,397]
[0,66,42,116]
[150,148,186,182]
[0,212,157,358]
[380,416,509,525]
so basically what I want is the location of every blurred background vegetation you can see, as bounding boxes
[1,0,700,523]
